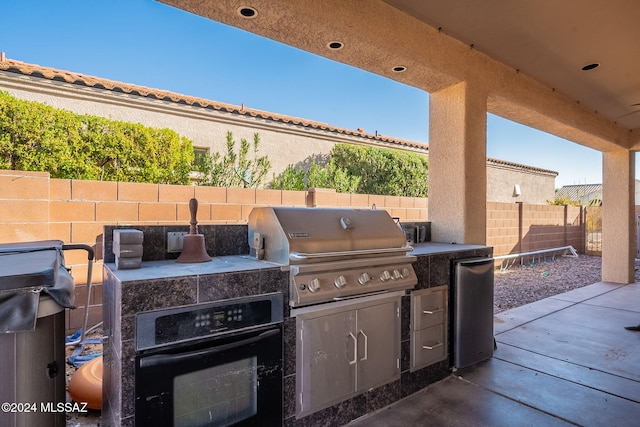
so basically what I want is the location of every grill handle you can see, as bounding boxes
[290,246,412,261]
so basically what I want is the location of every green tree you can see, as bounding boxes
[197,131,271,188]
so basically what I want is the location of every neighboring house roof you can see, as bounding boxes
[0,54,560,179]
[555,184,603,202]
[486,158,558,177]
[0,55,425,152]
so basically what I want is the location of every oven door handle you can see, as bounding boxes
[139,328,279,369]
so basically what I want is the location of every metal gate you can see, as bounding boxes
[585,206,602,255]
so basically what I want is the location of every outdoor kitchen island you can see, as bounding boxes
[102,223,491,427]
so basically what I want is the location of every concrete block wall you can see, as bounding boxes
[487,201,586,257]
[0,170,50,241]
[306,187,429,220]
[521,204,585,252]
[2,169,589,332]
[486,201,520,256]
[566,206,586,252]
[0,169,428,332]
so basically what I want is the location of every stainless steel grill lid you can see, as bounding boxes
[248,207,408,264]
[248,207,417,307]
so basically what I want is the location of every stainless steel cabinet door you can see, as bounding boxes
[297,310,356,416]
[356,299,400,392]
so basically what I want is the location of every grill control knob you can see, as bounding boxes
[380,270,391,282]
[334,275,347,289]
[402,267,411,278]
[392,269,402,280]
[308,278,321,293]
[358,272,371,285]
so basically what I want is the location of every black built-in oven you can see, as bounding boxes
[135,293,283,427]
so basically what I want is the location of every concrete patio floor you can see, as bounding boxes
[348,282,640,426]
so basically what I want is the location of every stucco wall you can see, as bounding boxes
[487,162,557,204]
[0,73,426,179]
[1,71,556,204]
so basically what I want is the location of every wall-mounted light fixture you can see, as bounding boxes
[513,184,521,197]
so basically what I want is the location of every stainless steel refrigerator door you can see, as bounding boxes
[453,258,494,369]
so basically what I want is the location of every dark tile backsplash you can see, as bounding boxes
[102,224,249,263]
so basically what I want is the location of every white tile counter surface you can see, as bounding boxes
[104,255,283,282]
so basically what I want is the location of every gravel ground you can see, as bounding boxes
[494,254,638,313]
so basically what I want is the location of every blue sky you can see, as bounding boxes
[0,0,611,188]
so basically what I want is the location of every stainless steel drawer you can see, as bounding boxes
[412,286,447,330]
[411,325,447,371]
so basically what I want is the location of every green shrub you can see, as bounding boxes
[196,131,271,188]
[330,144,428,197]
[0,91,194,184]
[271,157,360,193]
[272,144,428,197]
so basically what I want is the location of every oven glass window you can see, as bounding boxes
[173,356,258,427]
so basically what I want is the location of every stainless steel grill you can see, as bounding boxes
[248,207,417,307]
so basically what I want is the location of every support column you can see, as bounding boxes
[429,82,487,244]
[602,149,635,283]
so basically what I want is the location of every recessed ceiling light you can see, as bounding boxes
[581,63,600,71]
[327,41,344,50]
[392,66,407,73]
[237,6,258,18]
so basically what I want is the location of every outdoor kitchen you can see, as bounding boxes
[4,0,640,424]
[101,203,493,426]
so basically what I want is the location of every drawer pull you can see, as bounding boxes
[423,308,443,315]
[422,342,443,350]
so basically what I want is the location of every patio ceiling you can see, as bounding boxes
[160,0,639,151]
[384,0,640,131]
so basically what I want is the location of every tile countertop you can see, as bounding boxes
[409,242,492,256]
[104,255,283,282]
[103,243,491,282]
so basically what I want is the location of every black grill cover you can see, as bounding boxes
[0,240,74,332]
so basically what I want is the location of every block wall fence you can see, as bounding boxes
[486,201,585,257]
[1,170,585,332]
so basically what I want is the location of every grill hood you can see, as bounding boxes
[248,207,409,265]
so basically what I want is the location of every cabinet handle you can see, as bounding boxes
[359,330,368,361]
[348,332,358,365]
[422,341,443,350]
[423,308,443,315]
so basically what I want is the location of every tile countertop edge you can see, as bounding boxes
[103,244,492,282]
[409,242,493,256]
[104,255,284,282]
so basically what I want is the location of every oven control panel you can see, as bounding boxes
[136,293,283,351]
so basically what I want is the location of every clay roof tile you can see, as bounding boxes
[0,56,428,152]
